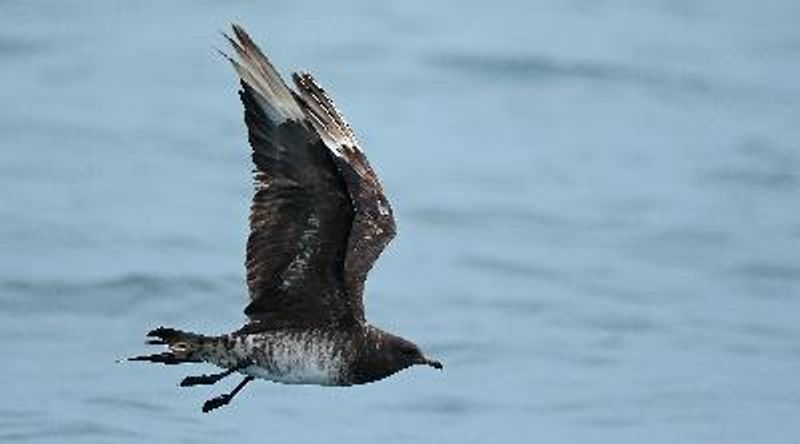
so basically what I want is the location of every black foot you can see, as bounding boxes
[180,374,221,387]
[200,375,253,413]
[202,394,232,413]
[179,368,236,387]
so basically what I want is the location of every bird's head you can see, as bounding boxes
[387,335,443,371]
[351,328,443,384]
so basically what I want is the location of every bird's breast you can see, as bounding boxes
[235,330,348,386]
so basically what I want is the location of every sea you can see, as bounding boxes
[1,1,799,442]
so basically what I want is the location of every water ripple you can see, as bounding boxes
[0,420,139,441]
[731,262,800,282]
[459,255,564,282]
[0,273,238,315]
[407,205,565,230]
[427,52,711,92]
[0,35,46,59]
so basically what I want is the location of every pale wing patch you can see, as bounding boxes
[222,25,305,123]
[292,72,362,156]
[280,214,320,291]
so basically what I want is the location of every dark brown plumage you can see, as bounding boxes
[129,24,441,413]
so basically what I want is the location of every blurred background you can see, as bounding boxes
[1,0,799,442]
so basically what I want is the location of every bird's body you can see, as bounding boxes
[187,329,350,386]
[129,24,441,412]
[159,325,417,387]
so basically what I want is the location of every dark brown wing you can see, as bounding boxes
[292,72,397,323]
[224,25,357,328]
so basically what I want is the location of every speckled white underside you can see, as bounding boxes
[229,332,345,386]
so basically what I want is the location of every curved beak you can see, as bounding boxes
[423,357,443,370]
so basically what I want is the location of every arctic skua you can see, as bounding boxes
[129,24,442,413]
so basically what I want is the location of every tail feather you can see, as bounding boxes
[128,352,199,365]
[128,327,207,365]
[146,327,193,343]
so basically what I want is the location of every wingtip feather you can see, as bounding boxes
[222,24,304,122]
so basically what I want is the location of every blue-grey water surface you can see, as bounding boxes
[1,1,800,442]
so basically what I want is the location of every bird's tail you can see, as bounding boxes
[128,327,208,365]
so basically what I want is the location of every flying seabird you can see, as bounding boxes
[129,24,443,413]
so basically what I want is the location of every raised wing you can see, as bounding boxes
[292,72,397,323]
[223,25,358,328]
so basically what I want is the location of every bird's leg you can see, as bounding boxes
[179,368,237,387]
[180,360,251,387]
[202,376,254,413]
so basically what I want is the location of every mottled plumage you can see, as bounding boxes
[129,24,441,413]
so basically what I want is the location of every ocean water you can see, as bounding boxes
[2,1,800,442]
